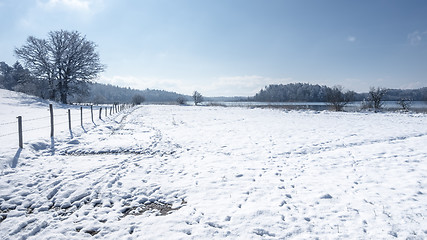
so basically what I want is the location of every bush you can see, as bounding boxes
[326,85,354,111]
[176,97,186,105]
[368,87,387,112]
[192,91,203,106]
[397,98,412,111]
[132,94,145,105]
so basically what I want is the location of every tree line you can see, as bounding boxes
[253,83,427,102]
[73,83,188,104]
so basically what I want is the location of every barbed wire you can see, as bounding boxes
[0,120,16,126]
[55,120,70,126]
[54,113,69,117]
[22,115,50,122]
[24,124,51,132]
[0,131,18,138]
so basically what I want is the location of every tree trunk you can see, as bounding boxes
[48,77,56,100]
[60,80,68,104]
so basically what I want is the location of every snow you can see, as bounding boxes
[1,89,427,239]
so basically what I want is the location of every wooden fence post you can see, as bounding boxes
[99,107,102,120]
[105,107,107,117]
[49,104,54,137]
[17,116,23,149]
[91,105,94,123]
[68,109,71,131]
[80,106,83,127]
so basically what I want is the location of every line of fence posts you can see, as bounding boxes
[14,103,130,149]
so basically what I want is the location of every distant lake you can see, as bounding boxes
[203,101,427,111]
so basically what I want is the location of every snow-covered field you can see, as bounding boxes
[1,89,426,239]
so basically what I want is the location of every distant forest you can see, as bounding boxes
[71,83,189,104]
[252,83,427,102]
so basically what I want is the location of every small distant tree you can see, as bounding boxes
[132,94,145,105]
[176,96,186,105]
[397,98,412,111]
[369,87,387,112]
[326,85,354,111]
[192,91,203,105]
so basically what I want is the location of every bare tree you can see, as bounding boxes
[397,98,412,111]
[15,30,105,103]
[192,91,203,105]
[326,85,354,111]
[368,87,387,112]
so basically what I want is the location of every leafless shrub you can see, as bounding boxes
[397,98,412,111]
[326,85,354,111]
[368,87,388,112]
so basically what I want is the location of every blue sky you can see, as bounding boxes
[1,0,426,96]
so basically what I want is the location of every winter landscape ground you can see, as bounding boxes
[0,89,426,239]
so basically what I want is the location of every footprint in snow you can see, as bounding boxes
[320,194,333,199]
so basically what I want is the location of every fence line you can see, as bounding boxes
[22,115,51,122]
[0,131,18,138]
[0,103,133,149]
[25,124,52,132]
[0,120,19,126]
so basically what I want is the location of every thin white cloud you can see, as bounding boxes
[17,0,105,30]
[347,36,356,42]
[38,0,87,11]
[36,0,104,13]
[407,30,427,46]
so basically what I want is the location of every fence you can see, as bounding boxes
[0,103,131,149]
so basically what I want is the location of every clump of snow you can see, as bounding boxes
[0,89,426,239]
